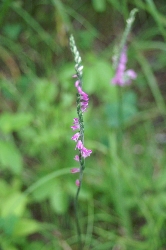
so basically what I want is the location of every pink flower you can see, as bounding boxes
[81,147,92,158]
[81,101,88,112]
[126,69,137,78]
[77,87,89,101]
[71,168,80,173]
[75,80,80,88]
[75,140,92,158]
[71,132,80,142]
[76,179,80,186]
[111,46,137,86]
[71,118,80,130]
[122,69,137,85]
[74,155,79,161]
[76,140,83,150]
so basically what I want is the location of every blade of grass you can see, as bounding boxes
[66,7,99,39]
[0,0,12,27]
[11,3,60,53]
[133,42,166,114]
[9,168,70,216]
[51,0,72,31]
[0,35,36,73]
[146,0,166,41]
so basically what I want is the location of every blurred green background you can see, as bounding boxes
[0,0,166,249]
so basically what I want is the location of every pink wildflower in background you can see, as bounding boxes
[112,46,137,86]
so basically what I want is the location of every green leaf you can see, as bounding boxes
[0,112,33,133]
[3,24,22,40]
[0,179,9,197]
[49,181,68,214]
[92,0,106,12]
[1,192,27,217]
[35,78,57,104]
[32,178,58,202]
[84,56,116,102]
[0,141,23,174]
[13,218,40,236]
[0,215,18,236]
[105,97,138,128]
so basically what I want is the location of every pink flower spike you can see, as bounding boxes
[71,168,80,173]
[74,155,79,161]
[111,46,137,86]
[72,74,77,78]
[71,132,80,142]
[76,179,80,187]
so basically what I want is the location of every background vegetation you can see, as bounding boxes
[0,0,166,249]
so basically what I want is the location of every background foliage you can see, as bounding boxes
[0,0,166,249]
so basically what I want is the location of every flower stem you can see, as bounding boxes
[70,35,86,248]
[115,8,138,70]
[75,169,84,248]
[117,85,123,156]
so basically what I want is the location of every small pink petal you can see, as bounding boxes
[74,155,79,161]
[75,80,80,88]
[71,124,80,130]
[126,69,137,79]
[71,168,80,173]
[81,147,92,158]
[76,179,80,186]
[76,140,83,150]
[71,132,80,142]
[73,118,79,123]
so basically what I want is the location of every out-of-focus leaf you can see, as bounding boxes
[32,178,56,201]
[0,141,23,174]
[84,56,115,102]
[49,180,68,214]
[13,218,40,236]
[92,0,106,12]
[78,30,96,49]
[0,112,33,133]
[0,179,9,197]
[1,192,27,217]
[35,78,57,104]
[105,91,138,128]
[0,215,18,236]
[3,24,22,40]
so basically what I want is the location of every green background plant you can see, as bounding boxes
[0,0,166,249]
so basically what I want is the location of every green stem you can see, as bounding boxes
[115,8,138,69]
[117,85,123,156]
[70,35,86,248]
[75,170,84,248]
[114,8,138,156]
